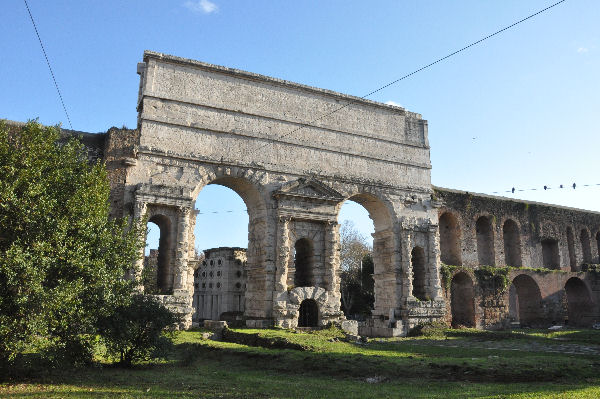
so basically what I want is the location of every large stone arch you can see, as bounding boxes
[192,167,273,321]
[335,189,397,319]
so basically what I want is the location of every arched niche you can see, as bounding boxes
[503,219,521,267]
[509,274,543,327]
[450,272,475,328]
[294,238,314,287]
[439,212,462,266]
[580,229,592,264]
[298,299,319,327]
[541,238,560,269]
[476,216,495,266]
[146,213,174,294]
[564,277,594,327]
[411,246,427,301]
[566,227,577,271]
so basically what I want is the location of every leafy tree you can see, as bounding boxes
[97,294,178,367]
[339,221,373,317]
[0,121,144,364]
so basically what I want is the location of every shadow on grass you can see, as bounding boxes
[3,339,600,399]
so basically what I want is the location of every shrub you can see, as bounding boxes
[0,121,144,364]
[97,294,179,367]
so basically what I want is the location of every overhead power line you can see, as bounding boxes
[492,182,600,195]
[243,0,566,160]
[23,0,73,130]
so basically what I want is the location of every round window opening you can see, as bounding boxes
[235,282,241,289]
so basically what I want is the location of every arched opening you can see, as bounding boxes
[567,227,577,271]
[145,214,174,294]
[411,247,427,301]
[503,219,521,267]
[565,277,594,327]
[450,272,475,328]
[439,212,462,265]
[509,274,543,327]
[596,232,600,263]
[580,229,592,264]
[541,238,560,269]
[336,193,392,319]
[192,176,267,321]
[294,238,314,287]
[476,216,495,266]
[298,299,319,327]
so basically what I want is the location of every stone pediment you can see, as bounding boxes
[273,178,344,203]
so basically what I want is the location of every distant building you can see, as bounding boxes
[191,247,247,322]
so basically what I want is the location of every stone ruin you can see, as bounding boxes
[7,50,599,335]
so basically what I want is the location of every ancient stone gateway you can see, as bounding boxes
[125,51,445,335]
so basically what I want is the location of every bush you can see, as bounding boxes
[97,294,179,367]
[0,121,144,364]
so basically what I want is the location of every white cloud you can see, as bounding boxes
[577,47,589,53]
[385,100,403,108]
[184,0,218,14]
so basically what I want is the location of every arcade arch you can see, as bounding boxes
[567,227,577,271]
[450,272,475,328]
[580,229,592,264]
[503,219,521,267]
[336,192,394,318]
[439,212,462,266]
[564,277,594,326]
[509,274,543,327]
[144,214,174,294]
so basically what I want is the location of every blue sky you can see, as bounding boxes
[2,1,598,251]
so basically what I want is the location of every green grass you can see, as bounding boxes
[2,327,600,398]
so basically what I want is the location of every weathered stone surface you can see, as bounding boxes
[19,49,600,337]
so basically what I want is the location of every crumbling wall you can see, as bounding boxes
[435,187,600,328]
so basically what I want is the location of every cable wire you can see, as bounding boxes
[23,0,73,130]
[243,0,566,160]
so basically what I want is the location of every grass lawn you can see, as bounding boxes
[2,327,600,398]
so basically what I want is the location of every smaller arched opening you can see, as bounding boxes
[146,214,174,294]
[503,219,521,267]
[294,238,314,287]
[411,246,427,301]
[298,299,319,327]
[450,272,475,328]
[509,274,543,327]
[567,227,577,271]
[476,216,495,266]
[565,277,594,327]
[541,238,560,269]
[580,229,592,264]
[439,212,462,266]
[596,232,600,263]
